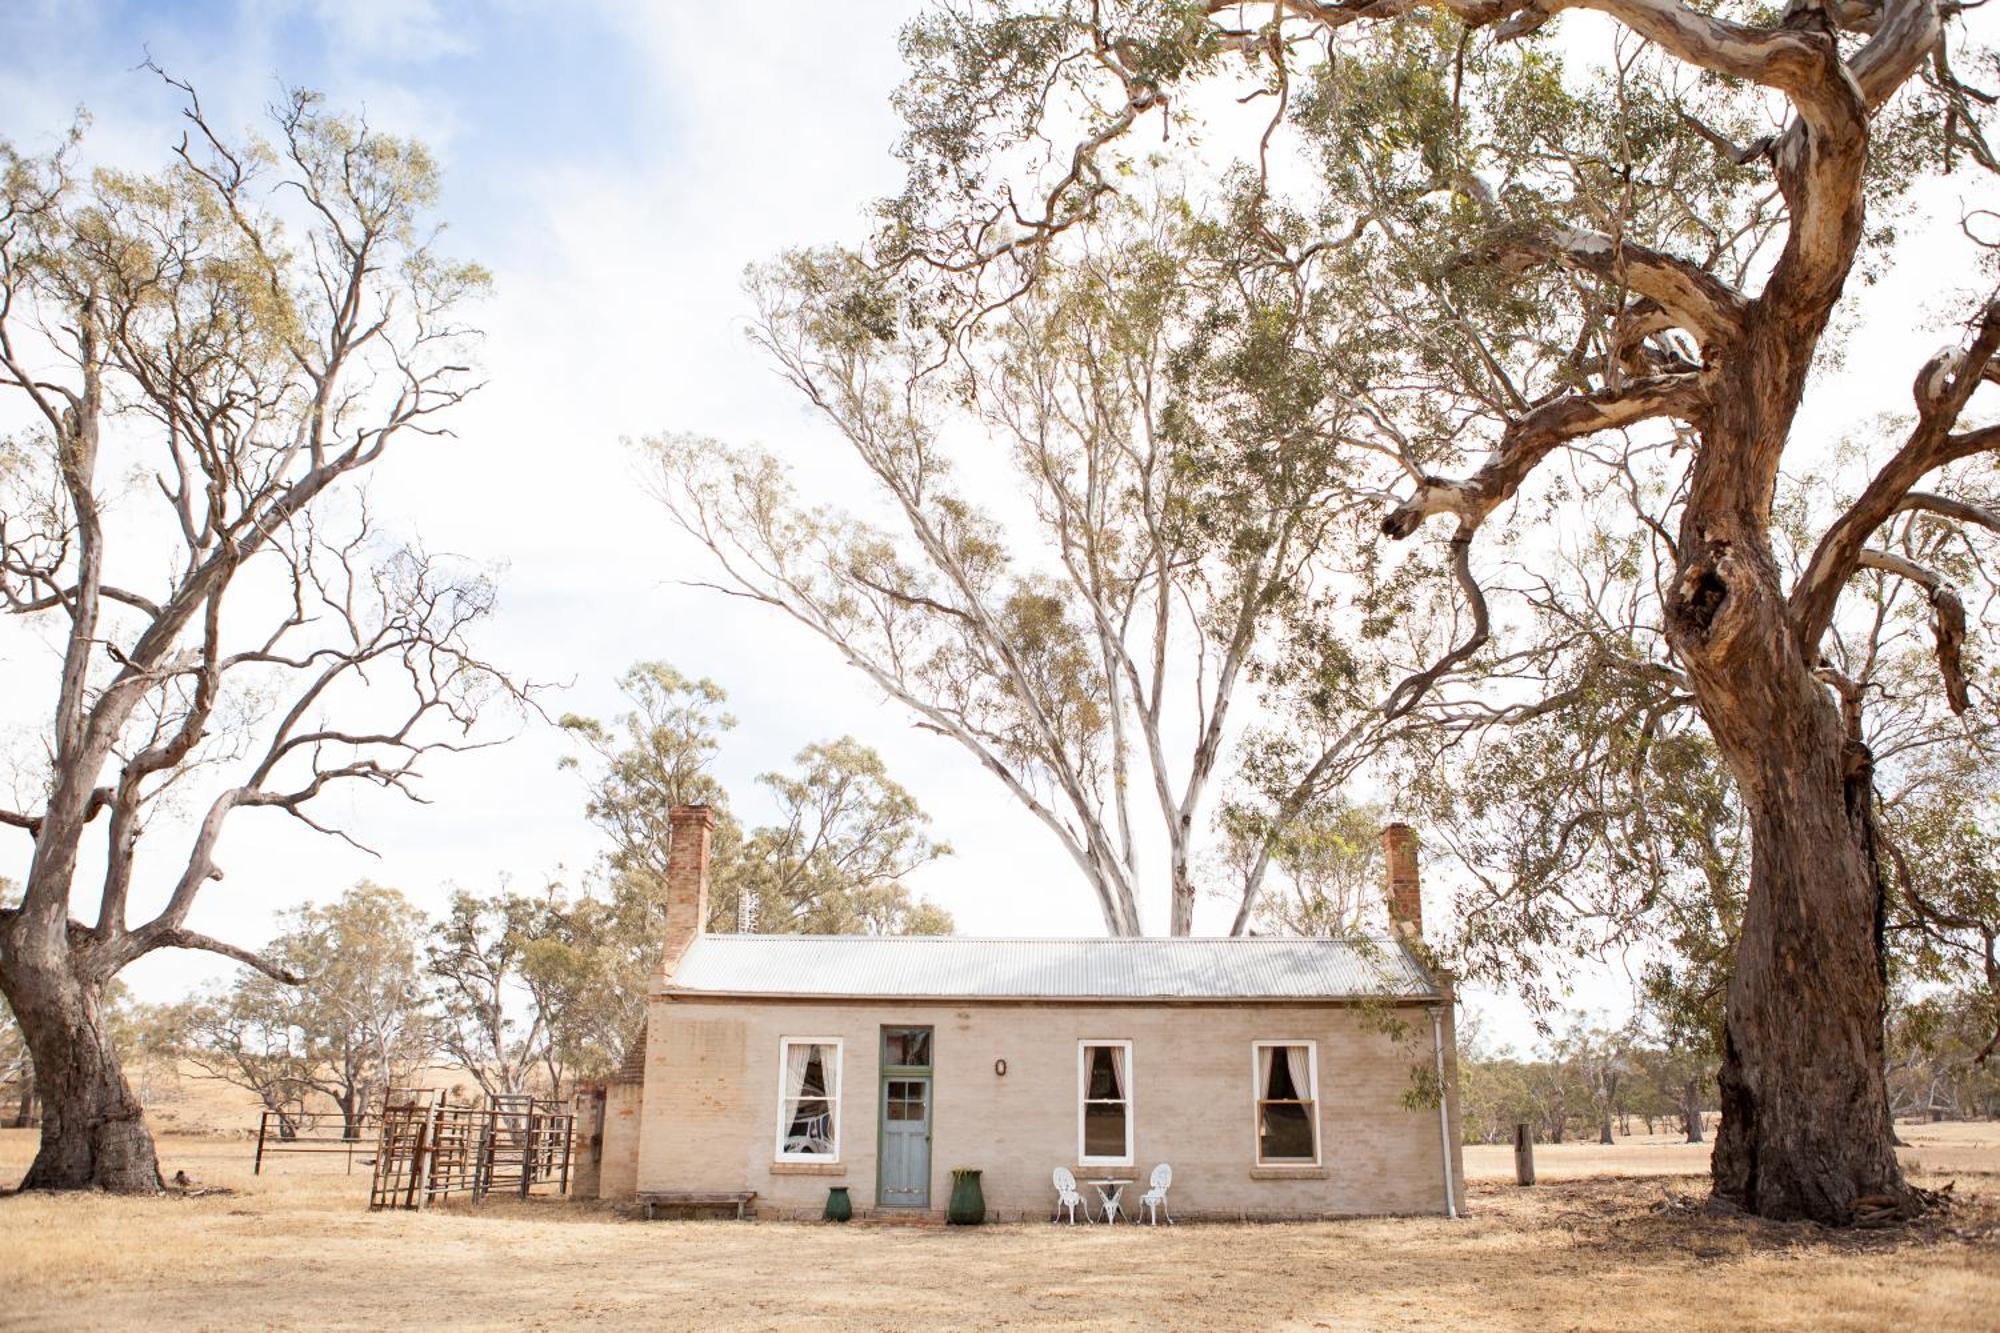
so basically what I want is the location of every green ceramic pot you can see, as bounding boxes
[824,1185,852,1223]
[947,1168,985,1225]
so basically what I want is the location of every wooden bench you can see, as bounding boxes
[637,1189,758,1221]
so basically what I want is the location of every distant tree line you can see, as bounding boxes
[0,662,950,1135]
[1456,992,2000,1149]
[1456,1017,1714,1148]
[1886,990,2000,1124]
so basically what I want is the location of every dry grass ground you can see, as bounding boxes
[2,1124,1996,1332]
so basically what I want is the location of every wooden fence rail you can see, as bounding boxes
[367,1090,575,1211]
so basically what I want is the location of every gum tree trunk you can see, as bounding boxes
[1682,1080,1704,1146]
[1707,714,1901,1219]
[1,711,162,1191]
[339,1089,365,1142]
[1668,328,1906,1221]
[1,947,160,1193]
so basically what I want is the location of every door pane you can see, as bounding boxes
[886,1080,922,1121]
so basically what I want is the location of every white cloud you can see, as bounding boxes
[306,0,477,61]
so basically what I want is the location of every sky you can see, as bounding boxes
[0,0,1988,1054]
[0,0,1140,993]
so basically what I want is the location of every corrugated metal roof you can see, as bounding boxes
[662,934,1438,1002]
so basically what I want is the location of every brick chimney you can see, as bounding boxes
[1382,822,1422,941]
[661,804,716,967]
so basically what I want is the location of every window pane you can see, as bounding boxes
[786,1097,835,1155]
[1086,1046,1123,1099]
[1260,1102,1314,1161]
[1083,1102,1127,1158]
[781,1041,839,1157]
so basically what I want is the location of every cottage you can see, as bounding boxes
[586,806,1463,1221]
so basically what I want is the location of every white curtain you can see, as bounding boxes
[1282,1046,1310,1101]
[1260,1045,1309,1100]
[1105,1044,1126,1101]
[781,1042,813,1141]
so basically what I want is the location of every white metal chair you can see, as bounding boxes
[1052,1166,1085,1224]
[1139,1163,1174,1224]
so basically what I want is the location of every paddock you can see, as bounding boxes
[3,1125,1995,1330]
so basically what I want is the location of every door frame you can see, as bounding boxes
[876,1025,935,1209]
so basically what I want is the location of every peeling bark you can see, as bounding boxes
[1705,717,1901,1220]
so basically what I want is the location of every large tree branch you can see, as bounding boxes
[97,588,227,936]
[1477,227,1748,346]
[1896,490,2000,536]
[147,928,303,985]
[1754,0,1941,325]
[1856,549,1970,712]
[1792,299,2000,649]
[1262,0,1839,94]
[1845,0,1949,109]
[1381,374,1703,540]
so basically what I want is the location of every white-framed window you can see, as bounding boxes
[1077,1040,1134,1166]
[1252,1040,1320,1166]
[775,1037,843,1162]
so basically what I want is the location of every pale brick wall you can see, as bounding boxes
[570,1084,607,1199]
[635,996,1464,1220]
[598,1078,645,1200]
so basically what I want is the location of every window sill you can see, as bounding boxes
[770,1161,846,1176]
[1250,1165,1327,1179]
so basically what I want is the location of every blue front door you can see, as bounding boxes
[879,1076,931,1208]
